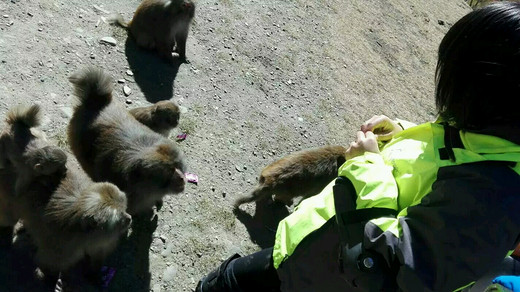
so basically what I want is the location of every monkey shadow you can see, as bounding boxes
[0,227,51,292]
[233,199,290,249]
[104,212,158,292]
[124,38,182,103]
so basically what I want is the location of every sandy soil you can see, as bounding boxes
[0,0,471,291]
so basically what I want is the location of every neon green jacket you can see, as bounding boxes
[273,121,520,291]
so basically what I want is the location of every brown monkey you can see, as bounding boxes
[111,0,195,62]
[16,161,131,286]
[129,100,180,137]
[1,105,131,286]
[234,145,347,208]
[68,67,186,215]
[0,105,67,196]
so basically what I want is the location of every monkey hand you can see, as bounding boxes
[345,131,380,160]
[361,115,402,142]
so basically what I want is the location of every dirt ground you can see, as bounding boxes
[0,0,471,291]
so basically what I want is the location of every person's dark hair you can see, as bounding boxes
[436,2,520,130]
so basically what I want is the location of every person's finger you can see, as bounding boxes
[356,131,365,141]
[365,131,376,139]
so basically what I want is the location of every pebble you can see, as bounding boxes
[125,99,132,104]
[178,106,188,114]
[162,266,177,282]
[100,36,117,46]
[126,70,134,76]
[2,15,8,18]
[117,79,125,84]
[60,107,73,118]
[123,86,132,96]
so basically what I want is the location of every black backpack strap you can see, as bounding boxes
[439,124,464,161]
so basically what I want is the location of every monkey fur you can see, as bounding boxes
[129,100,180,137]
[0,105,67,227]
[234,145,347,208]
[68,66,186,215]
[0,105,131,283]
[0,105,67,197]
[111,0,195,62]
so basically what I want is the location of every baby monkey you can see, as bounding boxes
[129,100,180,137]
[234,145,347,208]
[111,0,196,62]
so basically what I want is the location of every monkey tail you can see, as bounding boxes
[69,67,113,109]
[5,104,42,128]
[106,13,129,28]
[233,186,271,209]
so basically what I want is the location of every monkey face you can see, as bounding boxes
[153,102,180,129]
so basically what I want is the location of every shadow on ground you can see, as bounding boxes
[0,214,157,292]
[233,199,290,249]
[124,38,183,103]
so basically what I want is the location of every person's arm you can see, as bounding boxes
[363,162,520,291]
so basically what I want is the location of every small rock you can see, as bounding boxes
[60,107,73,118]
[100,36,117,46]
[27,12,33,17]
[2,15,9,18]
[152,284,161,292]
[117,79,125,84]
[125,99,132,104]
[222,192,226,198]
[38,28,43,32]
[178,105,188,114]
[438,19,445,25]
[163,266,177,282]
[126,70,133,76]
[235,165,242,172]
[90,53,95,59]
[123,86,132,96]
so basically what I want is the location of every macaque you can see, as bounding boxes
[17,162,131,285]
[234,145,347,208]
[0,105,67,196]
[0,105,131,286]
[129,100,180,137]
[111,0,196,62]
[68,67,186,215]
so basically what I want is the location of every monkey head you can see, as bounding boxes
[26,146,68,176]
[76,183,132,235]
[130,143,186,195]
[153,101,180,130]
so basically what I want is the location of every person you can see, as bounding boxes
[196,2,520,291]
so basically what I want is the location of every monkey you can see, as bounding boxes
[0,105,68,196]
[129,100,180,137]
[16,160,132,287]
[110,0,196,63]
[233,145,348,208]
[67,66,186,215]
[0,105,131,287]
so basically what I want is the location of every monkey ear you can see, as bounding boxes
[34,163,43,174]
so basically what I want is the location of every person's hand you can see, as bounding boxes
[345,131,380,160]
[361,115,402,141]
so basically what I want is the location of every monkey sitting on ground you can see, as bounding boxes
[68,67,186,215]
[1,105,132,288]
[129,100,180,137]
[234,145,347,208]
[110,0,196,63]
